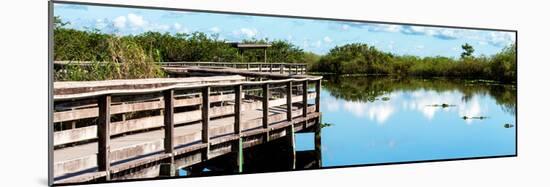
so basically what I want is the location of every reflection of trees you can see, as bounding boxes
[323,75,516,115]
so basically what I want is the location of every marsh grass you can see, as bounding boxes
[55,36,165,81]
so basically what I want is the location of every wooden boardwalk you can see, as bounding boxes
[52,66,322,184]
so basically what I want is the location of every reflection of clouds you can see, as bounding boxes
[343,100,395,124]
[324,97,340,112]
[404,90,460,120]
[333,89,489,125]
[458,97,487,124]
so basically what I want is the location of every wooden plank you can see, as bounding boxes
[287,81,292,121]
[262,83,270,142]
[316,79,321,112]
[54,94,237,122]
[234,85,242,134]
[163,89,174,154]
[53,93,316,146]
[97,95,111,176]
[54,76,245,95]
[303,81,308,117]
[201,86,210,159]
[54,110,320,180]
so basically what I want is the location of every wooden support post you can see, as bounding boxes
[316,79,321,112]
[286,81,293,121]
[303,81,308,117]
[314,119,322,168]
[269,64,273,73]
[159,163,175,177]
[259,64,263,72]
[262,83,270,141]
[163,89,174,154]
[288,125,296,170]
[202,87,210,160]
[288,65,292,75]
[97,95,111,180]
[280,64,284,74]
[247,63,250,70]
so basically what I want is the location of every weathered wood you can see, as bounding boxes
[163,90,174,154]
[97,95,111,178]
[316,80,321,112]
[53,93,315,146]
[54,76,245,96]
[54,94,236,123]
[303,81,308,117]
[201,86,210,159]
[54,110,320,180]
[262,84,270,142]
[234,85,242,134]
[287,81,293,121]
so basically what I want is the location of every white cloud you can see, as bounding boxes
[173,23,182,30]
[323,36,333,43]
[209,27,221,33]
[487,32,515,47]
[233,28,258,38]
[313,40,322,48]
[127,13,146,28]
[366,24,402,32]
[341,24,350,31]
[113,16,126,29]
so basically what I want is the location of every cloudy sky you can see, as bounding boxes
[54,3,515,58]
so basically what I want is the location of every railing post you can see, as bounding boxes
[280,64,284,74]
[234,85,242,135]
[202,86,210,160]
[259,64,263,72]
[247,64,250,70]
[286,81,293,121]
[316,79,321,112]
[233,85,243,173]
[269,64,273,73]
[262,83,270,141]
[163,89,174,154]
[97,95,111,180]
[288,65,291,75]
[302,80,308,117]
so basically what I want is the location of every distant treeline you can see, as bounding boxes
[54,17,516,83]
[311,43,516,83]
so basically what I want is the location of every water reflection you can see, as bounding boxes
[320,76,516,167]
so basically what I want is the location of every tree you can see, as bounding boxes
[461,43,475,58]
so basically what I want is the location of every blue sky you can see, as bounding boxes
[54,3,515,58]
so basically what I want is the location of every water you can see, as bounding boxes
[307,76,516,167]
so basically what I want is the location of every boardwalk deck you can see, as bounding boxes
[52,66,322,185]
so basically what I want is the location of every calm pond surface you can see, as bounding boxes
[298,75,516,167]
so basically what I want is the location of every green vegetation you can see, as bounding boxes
[310,43,516,83]
[54,17,516,83]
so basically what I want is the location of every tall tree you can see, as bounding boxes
[461,43,475,58]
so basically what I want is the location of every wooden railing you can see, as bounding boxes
[53,61,308,75]
[160,62,307,75]
[53,76,322,181]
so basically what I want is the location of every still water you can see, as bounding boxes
[305,76,516,167]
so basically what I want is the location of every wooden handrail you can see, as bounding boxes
[54,77,321,101]
[54,61,307,67]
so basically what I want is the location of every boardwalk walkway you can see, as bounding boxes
[52,64,322,184]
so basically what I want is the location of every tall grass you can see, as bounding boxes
[55,36,165,81]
